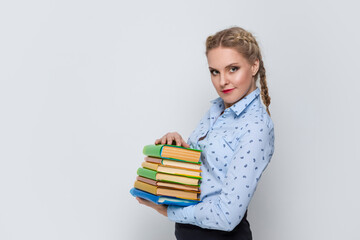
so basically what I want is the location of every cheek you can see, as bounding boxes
[211,78,220,90]
[233,71,252,85]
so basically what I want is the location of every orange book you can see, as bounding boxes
[141,161,201,178]
[134,180,200,201]
[137,167,200,186]
[136,176,200,192]
[145,156,201,171]
[143,144,201,163]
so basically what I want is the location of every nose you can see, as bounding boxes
[219,72,229,87]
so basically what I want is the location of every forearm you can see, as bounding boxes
[167,196,249,232]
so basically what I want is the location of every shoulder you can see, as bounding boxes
[220,98,273,151]
[242,97,273,131]
[233,98,274,148]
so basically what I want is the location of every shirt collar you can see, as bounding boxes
[210,88,261,117]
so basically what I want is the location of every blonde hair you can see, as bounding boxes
[205,26,271,116]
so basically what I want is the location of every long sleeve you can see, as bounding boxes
[168,119,275,231]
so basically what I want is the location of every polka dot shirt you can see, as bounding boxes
[167,88,275,231]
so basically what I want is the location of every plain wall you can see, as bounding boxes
[1,0,359,239]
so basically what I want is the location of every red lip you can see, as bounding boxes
[222,88,235,93]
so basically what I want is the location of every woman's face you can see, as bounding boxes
[207,47,259,108]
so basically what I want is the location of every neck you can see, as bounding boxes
[224,83,256,109]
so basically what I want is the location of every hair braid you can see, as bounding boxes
[259,60,271,116]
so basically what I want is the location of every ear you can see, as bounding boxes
[251,59,260,76]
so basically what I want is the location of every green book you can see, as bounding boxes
[137,167,200,186]
[143,144,202,163]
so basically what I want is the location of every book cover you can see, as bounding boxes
[137,167,200,186]
[136,176,200,192]
[143,144,202,163]
[134,180,200,200]
[130,188,200,206]
[141,161,202,179]
[145,156,201,171]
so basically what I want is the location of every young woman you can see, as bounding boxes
[137,26,275,240]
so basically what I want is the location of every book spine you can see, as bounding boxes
[144,156,162,164]
[134,180,158,195]
[130,188,200,206]
[137,167,157,180]
[143,144,163,158]
[130,188,160,205]
[141,161,159,171]
[136,176,157,185]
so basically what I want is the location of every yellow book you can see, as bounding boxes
[136,176,200,192]
[145,156,201,171]
[134,180,200,201]
[141,161,201,178]
[137,167,200,186]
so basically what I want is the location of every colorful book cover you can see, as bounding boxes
[136,176,200,192]
[137,167,200,186]
[141,161,202,179]
[145,156,201,170]
[130,188,200,206]
[143,144,202,163]
[134,180,200,200]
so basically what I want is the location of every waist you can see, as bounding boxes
[175,210,252,239]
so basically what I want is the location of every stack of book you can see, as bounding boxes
[130,144,202,206]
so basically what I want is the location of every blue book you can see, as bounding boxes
[130,188,200,207]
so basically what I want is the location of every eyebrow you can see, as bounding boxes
[208,62,239,71]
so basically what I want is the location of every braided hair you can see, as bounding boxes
[205,27,271,116]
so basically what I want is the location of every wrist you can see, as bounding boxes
[160,205,168,217]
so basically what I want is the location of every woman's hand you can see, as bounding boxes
[136,197,168,217]
[155,132,190,148]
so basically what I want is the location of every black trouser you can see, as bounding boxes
[174,211,252,240]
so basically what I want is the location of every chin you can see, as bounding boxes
[222,96,237,104]
[222,99,235,108]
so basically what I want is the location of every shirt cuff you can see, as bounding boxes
[167,205,197,225]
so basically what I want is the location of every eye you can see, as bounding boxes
[210,69,219,76]
[229,66,239,72]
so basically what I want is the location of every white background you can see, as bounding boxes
[1,0,359,239]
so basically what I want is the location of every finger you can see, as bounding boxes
[181,139,190,148]
[173,134,182,146]
[137,197,157,208]
[160,136,167,145]
[166,134,174,145]
[137,197,150,205]
[155,139,161,145]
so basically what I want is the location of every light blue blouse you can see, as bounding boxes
[167,87,275,231]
